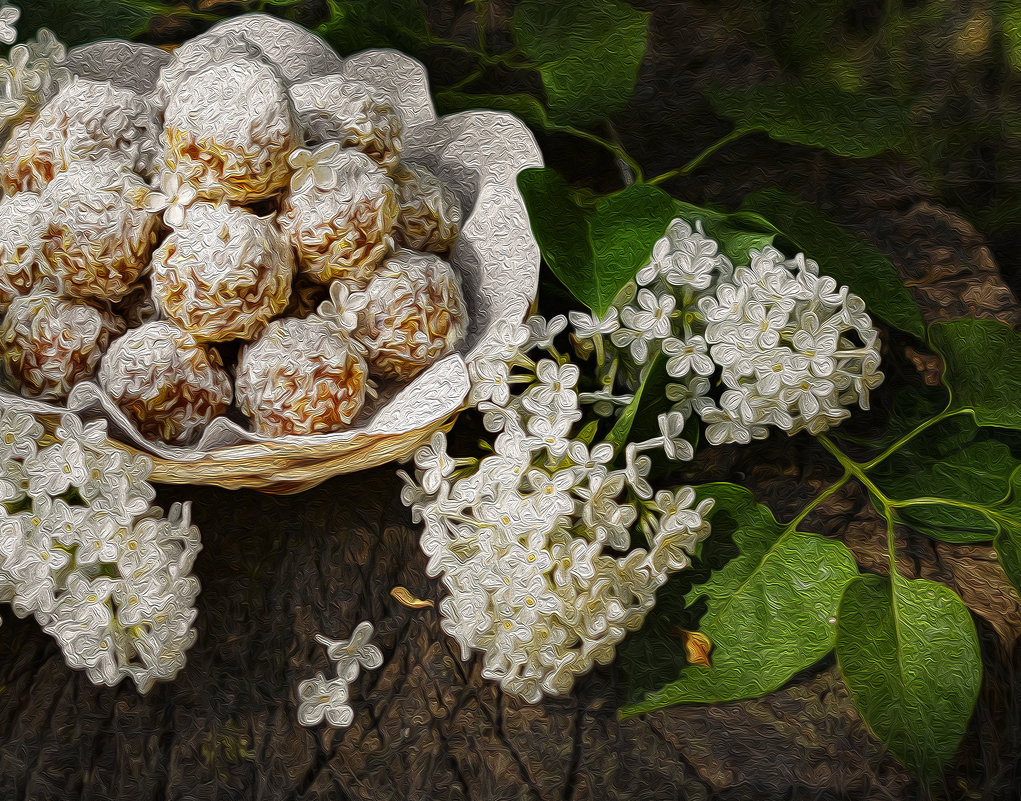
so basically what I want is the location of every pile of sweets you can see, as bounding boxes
[0,33,467,445]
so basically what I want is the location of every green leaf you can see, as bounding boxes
[590,185,678,305]
[836,574,981,783]
[315,0,428,56]
[930,319,1021,429]
[517,168,676,315]
[872,440,1015,543]
[605,353,666,453]
[16,0,166,45]
[673,200,785,267]
[702,83,909,158]
[511,0,649,126]
[990,468,1021,594]
[623,483,858,713]
[435,91,552,133]
[995,524,1021,595]
[1000,0,1021,71]
[740,187,925,338]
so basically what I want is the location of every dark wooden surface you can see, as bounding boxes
[3,1,1021,798]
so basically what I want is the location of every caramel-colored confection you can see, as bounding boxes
[0,192,52,314]
[235,316,369,437]
[278,148,398,288]
[150,202,295,342]
[0,291,125,402]
[40,157,159,302]
[358,249,467,380]
[391,161,462,256]
[98,320,233,445]
[159,56,297,204]
[0,76,160,194]
[289,76,402,167]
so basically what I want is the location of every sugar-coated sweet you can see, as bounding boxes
[235,316,369,437]
[0,192,52,314]
[358,249,467,380]
[158,56,297,204]
[278,147,398,288]
[150,201,295,342]
[154,33,265,105]
[289,76,402,167]
[40,157,159,302]
[98,321,233,445]
[0,291,125,402]
[0,76,160,194]
[391,161,461,256]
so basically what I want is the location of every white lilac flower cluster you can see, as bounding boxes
[297,620,382,728]
[0,6,69,135]
[401,322,713,703]
[0,408,201,692]
[579,218,884,448]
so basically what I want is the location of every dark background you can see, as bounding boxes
[3,1,1021,798]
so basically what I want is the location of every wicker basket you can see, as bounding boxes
[0,14,542,493]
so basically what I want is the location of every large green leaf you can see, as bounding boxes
[836,574,981,783]
[703,83,909,158]
[1001,0,1021,71]
[16,0,167,45]
[740,188,925,338]
[315,0,428,56]
[929,319,1021,429]
[995,523,1021,596]
[623,483,858,713]
[511,0,649,126]
[605,354,666,454]
[991,468,1021,594]
[871,440,1016,543]
[673,200,785,267]
[517,168,677,315]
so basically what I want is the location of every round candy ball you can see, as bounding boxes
[150,202,295,342]
[98,321,233,446]
[158,56,297,205]
[235,316,370,437]
[391,161,461,256]
[0,291,125,402]
[40,157,159,302]
[0,192,53,314]
[0,76,160,195]
[289,76,402,167]
[278,146,398,288]
[358,250,468,380]
[154,34,265,105]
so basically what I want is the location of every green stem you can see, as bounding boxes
[475,0,488,53]
[818,434,891,510]
[859,407,966,472]
[890,495,1012,532]
[646,127,755,186]
[782,471,852,533]
[444,69,484,92]
[124,0,221,20]
[884,511,898,583]
[819,435,902,576]
[558,125,645,183]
